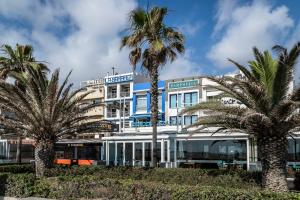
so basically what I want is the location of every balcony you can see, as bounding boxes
[107,111,117,118]
[120,91,130,97]
[120,110,130,117]
[107,93,117,99]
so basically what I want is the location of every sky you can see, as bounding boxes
[0,0,300,87]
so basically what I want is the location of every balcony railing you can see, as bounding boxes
[120,91,130,97]
[131,121,167,127]
[107,111,117,118]
[120,110,130,117]
[107,93,117,99]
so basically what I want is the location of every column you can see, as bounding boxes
[161,140,165,163]
[106,141,109,165]
[123,142,126,166]
[174,139,177,168]
[114,143,117,166]
[132,142,135,166]
[246,139,250,171]
[142,142,145,166]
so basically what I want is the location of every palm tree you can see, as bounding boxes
[0,67,101,177]
[121,7,184,167]
[0,44,49,164]
[181,43,300,192]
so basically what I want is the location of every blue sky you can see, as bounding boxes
[0,0,300,85]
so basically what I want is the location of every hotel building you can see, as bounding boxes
[1,72,300,170]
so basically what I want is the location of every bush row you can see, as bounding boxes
[43,165,262,188]
[0,164,34,173]
[0,173,299,200]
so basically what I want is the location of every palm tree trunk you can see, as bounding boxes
[150,66,159,167]
[16,136,22,164]
[35,141,55,177]
[258,134,288,192]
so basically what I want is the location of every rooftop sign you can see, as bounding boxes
[169,80,199,89]
[105,74,133,84]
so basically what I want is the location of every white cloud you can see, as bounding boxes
[0,0,137,86]
[179,22,202,37]
[213,0,238,35]
[160,49,201,80]
[208,1,294,68]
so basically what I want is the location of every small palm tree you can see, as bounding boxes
[121,7,184,167]
[181,43,300,192]
[0,67,101,177]
[0,44,49,164]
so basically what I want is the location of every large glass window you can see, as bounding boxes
[176,140,247,162]
[169,94,177,108]
[145,142,151,165]
[135,143,143,164]
[136,95,147,112]
[116,143,123,166]
[184,92,198,107]
[109,143,115,165]
[125,143,133,166]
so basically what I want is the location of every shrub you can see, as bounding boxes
[0,173,299,199]
[44,166,261,189]
[4,173,36,197]
[0,164,34,174]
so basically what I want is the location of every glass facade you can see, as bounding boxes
[176,140,247,162]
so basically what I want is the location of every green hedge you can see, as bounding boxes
[0,164,34,173]
[0,173,299,199]
[44,165,261,188]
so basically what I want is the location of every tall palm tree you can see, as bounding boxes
[0,44,49,164]
[181,43,300,192]
[0,67,101,177]
[121,7,184,167]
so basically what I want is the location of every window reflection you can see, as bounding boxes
[176,140,247,162]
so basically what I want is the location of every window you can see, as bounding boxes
[184,115,198,126]
[207,96,218,102]
[184,92,198,107]
[136,95,147,112]
[158,94,162,110]
[120,84,130,97]
[170,116,177,126]
[170,116,182,126]
[108,86,117,98]
[169,94,177,108]
[178,94,182,108]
